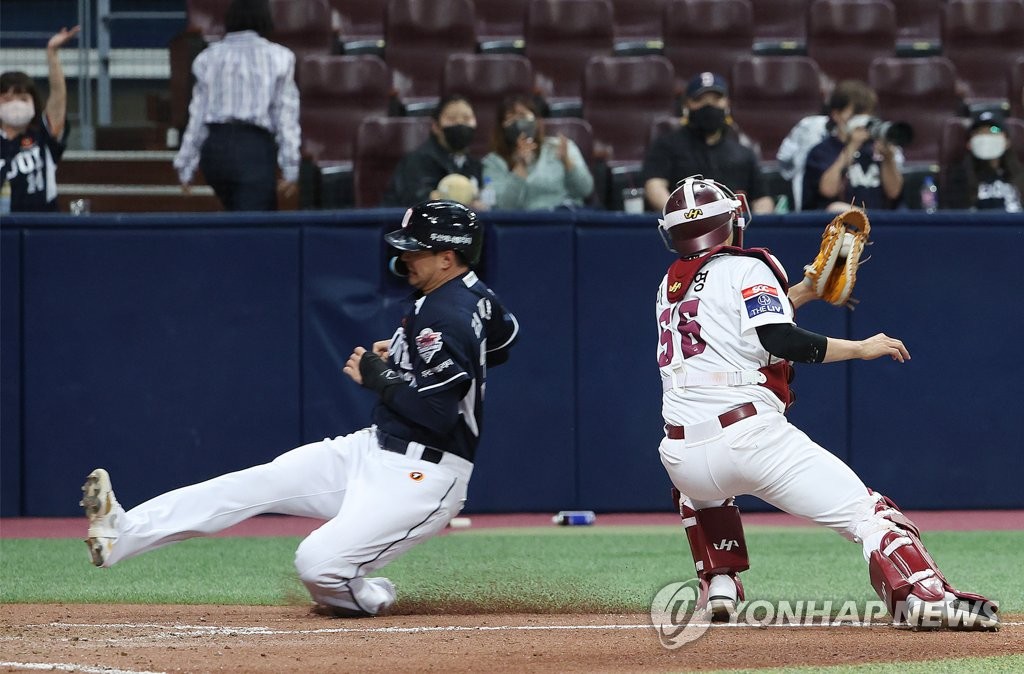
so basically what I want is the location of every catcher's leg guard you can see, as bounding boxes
[866,492,999,630]
[672,488,748,622]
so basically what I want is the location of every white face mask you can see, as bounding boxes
[0,99,35,128]
[969,133,1007,161]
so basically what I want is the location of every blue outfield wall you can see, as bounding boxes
[1,210,1022,516]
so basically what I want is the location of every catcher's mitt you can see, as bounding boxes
[804,209,871,307]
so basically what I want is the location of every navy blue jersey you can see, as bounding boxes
[373,271,519,462]
[1,117,68,212]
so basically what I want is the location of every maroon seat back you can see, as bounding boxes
[893,0,941,43]
[354,117,433,207]
[942,0,1024,100]
[750,0,809,43]
[329,0,388,42]
[474,0,530,42]
[807,0,897,84]
[525,0,615,99]
[730,56,825,158]
[663,0,753,91]
[610,0,667,42]
[385,0,477,100]
[1011,56,1024,118]
[869,56,961,163]
[298,55,391,164]
[269,0,335,63]
[583,56,676,162]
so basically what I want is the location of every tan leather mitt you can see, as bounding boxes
[804,209,871,307]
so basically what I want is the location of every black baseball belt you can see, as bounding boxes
[375,429,445,464]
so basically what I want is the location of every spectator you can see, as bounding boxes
[642,72,774,214]
[382,94,484,208]
[941,111,1022,212]
[802,109,905,212]
[173,0,300,211]
[481,95,594,210]
[777,80,877,211]
[0,26,79,212]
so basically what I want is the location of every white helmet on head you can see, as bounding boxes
[658,175,750,256]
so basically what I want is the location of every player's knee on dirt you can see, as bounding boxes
[294,537,366,602]
[672,488,749,597]
[864,491,998,625]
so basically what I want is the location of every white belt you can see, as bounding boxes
[662,369,766,392]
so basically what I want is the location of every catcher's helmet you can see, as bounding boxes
[658,175,750,256]
[385,200,483,266]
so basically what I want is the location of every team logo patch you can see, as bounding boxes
[684,208,703,220]
[409,471,424,482]
[415,327,444,363]
[668,281,682,293]
[741,284,784,318]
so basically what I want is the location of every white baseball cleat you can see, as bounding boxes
[80,468,120,567]
[706,574,739,623]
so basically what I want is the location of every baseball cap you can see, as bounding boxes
[970,110,1005,133]
[686,72,728,99]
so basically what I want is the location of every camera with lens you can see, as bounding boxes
[848,115,914,147]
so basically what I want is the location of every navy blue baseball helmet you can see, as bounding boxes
[385,200,483,266]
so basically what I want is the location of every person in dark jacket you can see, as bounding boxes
[382,94,484,208]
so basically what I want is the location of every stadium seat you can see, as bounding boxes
[807,0,897,84]
[750,0,809,51]
[384,0,478,113]
[893,0,941,53]
[328,0,387,53]
[524,0,615,108]
[353,117,433,207]
[610,0,667,46]
[663,0,754,93]
[942,0,1024,100]
[869,57,962,163]
[474,0,530,51]
[582,56,676,163]
[269,0,335,63]
[729,56,825,159]
[186,0,232,38]
[441,54,534,156]
[1012,56,1024,118]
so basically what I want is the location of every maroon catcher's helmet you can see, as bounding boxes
[658,175,750,256]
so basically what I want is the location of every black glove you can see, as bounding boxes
[359,351,403,397]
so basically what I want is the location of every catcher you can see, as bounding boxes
[655,175,999,630]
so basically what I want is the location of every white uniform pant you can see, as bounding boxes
[660,404,886,558]
[101,427,472,615]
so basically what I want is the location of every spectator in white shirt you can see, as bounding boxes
[776,80,876,211]
[173,0,300,211]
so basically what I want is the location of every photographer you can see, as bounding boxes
[803,110,907,212]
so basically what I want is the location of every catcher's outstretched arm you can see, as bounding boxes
[787,278,818,310]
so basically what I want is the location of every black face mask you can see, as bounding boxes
[688,105,727,136]
[442,124,475,153]
[503,118,537,146]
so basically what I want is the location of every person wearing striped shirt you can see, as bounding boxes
[173,0,300,211]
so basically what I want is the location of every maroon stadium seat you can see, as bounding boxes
[729,56,825,158]
[384,0,477,110]
[524,0,615,101]
[663,0,754,92]
[1011,56,1024,118]
[328,0,387,48]
[441,54,534,156]
[870,57,962,163]
[583,56,676,162]
[269,0,335,63]
[942,0,1024,100]
[893,0,941,45]
[354,117,433,207]
[474,0,530,47]
[807,0,897,84]
[609,0,667,43]
[750,0,809,45]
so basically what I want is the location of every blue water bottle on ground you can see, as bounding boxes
[552,510,597,526]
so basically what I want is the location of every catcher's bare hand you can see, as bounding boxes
[858,333,910,362]
[343,346,367,384]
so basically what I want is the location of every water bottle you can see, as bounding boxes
[920,176,938,213]
[480,176,496,209]
[773,194,790,214]
[0,180,11,215]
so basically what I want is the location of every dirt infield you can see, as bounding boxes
[2,604,1020,673]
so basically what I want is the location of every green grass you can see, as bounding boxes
[703,655,1024,674]
[1,525,1019,614]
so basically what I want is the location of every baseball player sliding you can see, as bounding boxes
[655,175,998,630]
[79,200,519,617]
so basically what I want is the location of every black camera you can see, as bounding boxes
[863,117,914,147]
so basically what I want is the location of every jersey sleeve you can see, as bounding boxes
[736,259,793,336]
[409,309,475,396]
